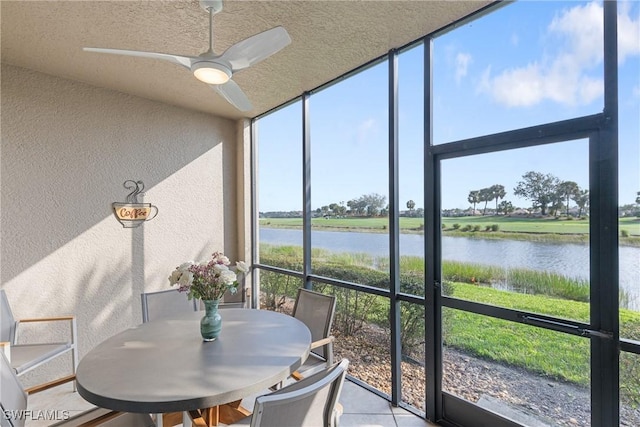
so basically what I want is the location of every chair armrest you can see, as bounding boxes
[310,335,335,366]
[14,316,77,347]
[17,315,75,323]
[309,335,335,350]
[25,374,76,395]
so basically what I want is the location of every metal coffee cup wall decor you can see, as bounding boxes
[112,180,158,228]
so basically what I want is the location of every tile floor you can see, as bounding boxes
[25,379,438,427]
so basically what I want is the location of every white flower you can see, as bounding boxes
[178,271,193,287]
[169,252,246,300]
[235,261,249,273]
[178,262,193,271]
[168,270,182,285]
[220,270,237,285]
[212,264,229,274]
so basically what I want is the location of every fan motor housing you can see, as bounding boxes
[200,0,223,14]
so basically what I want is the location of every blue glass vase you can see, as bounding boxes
[200,300,222,341]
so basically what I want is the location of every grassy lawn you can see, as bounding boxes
[260,215,640,234]
[446,283,640,388]
[259,244,640,404]
[259,215,640,245]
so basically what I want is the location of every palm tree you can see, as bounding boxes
[467,191,480,214]
[479,187,494,216]
[406,200,415,216]
[491,184,506,214]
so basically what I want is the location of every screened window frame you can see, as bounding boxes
[250,1,635,426]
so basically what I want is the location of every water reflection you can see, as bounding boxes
[259,228,640,309]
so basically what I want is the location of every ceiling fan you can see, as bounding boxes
[83,0,291,112]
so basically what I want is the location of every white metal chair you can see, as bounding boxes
[0,352,154,427]
[0,289,78,388]
[206,359,349,427]
[290,288,337,380]
[140,289,199,323]
[219,276,248,309]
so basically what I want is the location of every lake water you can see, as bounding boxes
[259,227,640,310]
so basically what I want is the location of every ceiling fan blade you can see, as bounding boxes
[83,47,192,69]
[212,80,252,112]
[220,26,291,72]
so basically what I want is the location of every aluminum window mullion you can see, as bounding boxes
[250,120,259,309]
[388,49,402,406]
[302,93,312,290]
[423,36,439,423]
[590,2,620,425]
[432,113,604,161]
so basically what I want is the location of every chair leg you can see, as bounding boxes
[189,408,218,427]
[219,401,251,425]
[161,412,184,427]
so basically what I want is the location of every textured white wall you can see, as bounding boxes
[0,64,243,386]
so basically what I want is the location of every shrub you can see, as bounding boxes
[452,223,460,230]
[312,264,389,336]
[258,245,304,310]
[621,229,630,237]
[485,225,492,232]
[473,225,481,232]
[491,224,500,232]
[461,225,472,232]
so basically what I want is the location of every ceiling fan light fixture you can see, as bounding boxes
[192,61,231,85]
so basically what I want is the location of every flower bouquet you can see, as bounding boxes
[169,251,248,301]
[169,251,248,341]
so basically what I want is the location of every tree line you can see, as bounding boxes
[467,184,508,216]
[260,181,639,219]
[318,193,388,218]
[513,171,589,217]
[466,172,590,217]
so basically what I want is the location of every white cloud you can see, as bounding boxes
[478,1,639,108]
[455,52,472,84]
[548,1,604,66]
[618,1,640,63]
[480,63,544,107]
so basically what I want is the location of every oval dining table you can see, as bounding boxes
[75,308,311,426]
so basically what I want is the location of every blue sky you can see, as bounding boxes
[257,0,639,212]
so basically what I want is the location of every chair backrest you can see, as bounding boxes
[251,359,349,427]
[140,289,199,323]
[222,276,247,308]
[292,288,336,359]
[0,290,17,343]
[0,352,28,427]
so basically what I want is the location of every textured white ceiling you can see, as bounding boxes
[1,0,492,120]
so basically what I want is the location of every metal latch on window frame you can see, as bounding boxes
[580,328,614,339]
[521,315,613,340]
